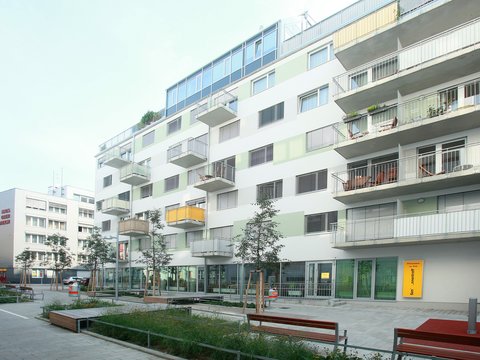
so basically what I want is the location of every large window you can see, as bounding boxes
[167,117,182,135]
[26,198,46,211]
[102,220,111,232]
[210,226,233,240]
[165,234,177,249]
[25,233,46,244]
[438,190,480,212]
[249,144,273,167]
[142,130,155,147]
[186,230,203,248]
[259,102,284,128]
[299,86,328,113]
[140,184,153,198]
[257,180,282,200]
[49,220,66,231]
[305,211,337,233]
[103,175,112,188]
[308,43,334,69]
[26,216,46,228]
[252,71,275,95]
[49,203,67,214]
[306,125,335,151]
[219,120,240,142]
[296,170,327,194]
[165,175,179,192]
[79,209,94,218]
[374,257,397,300]
[217,190,238,210]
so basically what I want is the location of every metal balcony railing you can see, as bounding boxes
[333,18,480,96]
[194,163,236,183]
[167,138,208,162]
[332,207,480,245]
[104,147,132,162]
[101,197,129,213]
[332,142,480,194]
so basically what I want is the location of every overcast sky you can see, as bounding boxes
[0,0,357,194]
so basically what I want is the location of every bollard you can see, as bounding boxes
[468,298,477,334]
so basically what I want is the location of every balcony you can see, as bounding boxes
[101,197,129,216]
[166,206,205,229]
[333,18,480,112]
[193,163,235,192]
[195,90,237,127]
[333,84,480,158]
[118,219,149,236]
[103,147,132,168]
[332,143,480,203]
[191,238,234,257]
[119,163,150,186]
[333,0,480,69]
[331,208,480,248]
[167,138,207,168]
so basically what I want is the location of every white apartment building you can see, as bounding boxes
[95,0,480,308]
[0,186,95,283]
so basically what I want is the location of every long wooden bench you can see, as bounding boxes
[392,328,480,360]
[247,314,347,351]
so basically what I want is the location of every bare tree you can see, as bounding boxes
[15,248,35,287]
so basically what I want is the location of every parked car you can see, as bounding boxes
[80,277,90,286]
[63,276,82,285]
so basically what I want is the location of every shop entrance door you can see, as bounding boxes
[306,262,333,297]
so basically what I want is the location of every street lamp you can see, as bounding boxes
[105,234,119,301]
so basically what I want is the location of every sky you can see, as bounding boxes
[0,0,357,194]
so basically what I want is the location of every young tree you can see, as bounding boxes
[235,197,285,312]
[82,227,116,295]
[15,248,35,287]
[137,209,172,296]
[43,234,73,291]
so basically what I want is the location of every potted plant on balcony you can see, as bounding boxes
[342,111,362,123]
[367,104,386,114]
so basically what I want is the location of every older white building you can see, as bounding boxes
[0,186,95,283]
[95,0,480,308]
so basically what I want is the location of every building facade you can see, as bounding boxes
[0,186,95,283]
[95,0,480,307]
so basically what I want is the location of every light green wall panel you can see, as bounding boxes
[134,137,142,153]
[276,54,307,83]
[153,181,164,198]
[233,211,304,238]
[132,187,141,201]
[176,233,187,250]
[273,135,305,164]
[402,197,437,215]
[237,82,250,101]
[236,153,249,171]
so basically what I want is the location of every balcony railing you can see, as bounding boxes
[101,197,129,216]
[333,18,480,96]
[191,238,234,257]
[332,207,480,247]
[119,163,151,186]
[195,90,237,127]
[167,138,208,168]
[166,206,205,229]
[103,147,132,168]
[332,142,480,195]
[119,219,149,236]
[193,163,236,192]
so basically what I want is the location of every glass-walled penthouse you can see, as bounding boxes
[166,24,278,116]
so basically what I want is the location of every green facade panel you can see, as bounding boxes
[233,211,304,238]
[237,82,251,101]
[273,135,305,164]
[276,54,307,83]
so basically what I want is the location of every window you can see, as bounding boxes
[78,226,93,234]
[308,43,333,69]
[26,216,46,228]
[142,130,155,147]
[186,198,206,208]
[48,220,66,231]
[165,234,177,249]
[79,209,94,218]
[48,203,67,214]
[217,190,238,210]
[74,194,94,204]
[465,80,480,99]
[299,86,328,113]
[26,198,46,211]
[97,156,105,168]
[135,211,150,220]
[219,120,240,142]
[210,226,233,240]
[257,180,282,200]
[167,117,182,135]
[25,234,46,244]
[186,230,203,247]
[140,184,153,198]
[296,169,328,194]
[138,158,151,167]
[103,175,112,188]
[249,144,273,167]
[438,190,480,212]
[96,201,102,211]
[165,175,179,192]
[117,191,130,201]
[101,220,111,232]
[305,211,337,233]
[306,125,335,151]
[259,102,284,128]
[252,71,275,95]
[350,71,367,90]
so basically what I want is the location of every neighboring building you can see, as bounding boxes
[95,0,480,307]
[0,186,95,283]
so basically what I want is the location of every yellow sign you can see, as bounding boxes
[0,268,7,272]
[321,272,330,280]
[402,260,424,298]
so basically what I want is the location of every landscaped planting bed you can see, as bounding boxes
[42,298,119,318]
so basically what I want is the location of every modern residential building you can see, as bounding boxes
[0,186,95,283]
[94,0,480,307]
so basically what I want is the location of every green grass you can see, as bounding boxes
[0,289,31,303]
[42,298,119,318]
[90,309,385,359]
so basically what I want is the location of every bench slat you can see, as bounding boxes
[396,328,480,347]
[248,314,337,330]
[397,343,480,360]
[252,325,343,343]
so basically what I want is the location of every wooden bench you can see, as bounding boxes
[19,286,44,300]
[247,314,347,351]
[392,328,480,360]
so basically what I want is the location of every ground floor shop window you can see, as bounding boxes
[335,259,354,299]
[374,257,397,300]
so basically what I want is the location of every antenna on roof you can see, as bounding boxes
[299,11,316,28]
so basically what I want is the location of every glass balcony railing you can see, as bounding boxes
[101,197,129,215]
[119,163,151,186]
[190,238,233,257]
[167,138,208,167]
[333,18,480,96]
[194,90,237,127]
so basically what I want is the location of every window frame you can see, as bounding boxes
[142,130,155,147]
[167,117,182,135]
[299,86,329,113]
[219,120,240,143]
[140,184,153,198]
[305,211,338,234]
[296,169,328,194]
[217,190,238,211]
[103,175,112,188]
[258,102,284,128]
[306,125,335,152]
[252,71,275,95]
[164,175,180,192]
[308,42,333,70]
[256,180,283,201]
[249,144,273,167]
